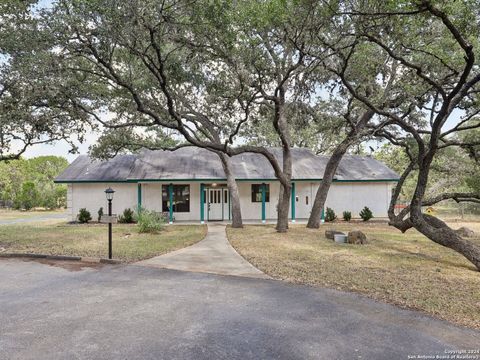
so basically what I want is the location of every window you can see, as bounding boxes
[224,190,228,203]
[209,189,221,204]
[162,185,190,212]
[251,184,270,202]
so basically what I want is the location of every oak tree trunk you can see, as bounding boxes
[219,153,243,228]
[307,110,374,228]
[307,140,350,228]
[276,147,292,233]
[417,215,480,270]
[392,153,480,271]
[416,161,479,270]
[276,181,291,232]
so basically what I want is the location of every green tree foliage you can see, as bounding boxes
[342,211,352,222]
[0,1,88,161]
[16,182,38,210]
[0,156,68,209]
[242,100,354,155]
[374,143,480,210]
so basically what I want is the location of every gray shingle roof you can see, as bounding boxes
[55,147,399,182]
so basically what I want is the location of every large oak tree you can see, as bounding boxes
[319,0,480,270]
[47,0,331,232]
[0,0,87,162]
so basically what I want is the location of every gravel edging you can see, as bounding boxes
[0,253,122,264]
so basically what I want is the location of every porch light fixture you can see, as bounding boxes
[105,187,115,201]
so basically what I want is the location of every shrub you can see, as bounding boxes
[325,207,337,222]
[343,211,352,222]
[78,208,92,223]
[97,207,104,222]
[359,206,373,221]
[118,208,135,223]
[137,209,164,233]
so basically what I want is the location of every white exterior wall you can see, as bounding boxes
[236,182,281,220]
[294,182,314,219]
[324,182,392,218]
[67,181,394,222]
[69,183,137,221]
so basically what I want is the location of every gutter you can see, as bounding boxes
[54,178,400,184]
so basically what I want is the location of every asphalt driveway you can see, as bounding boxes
[0,258,478,360]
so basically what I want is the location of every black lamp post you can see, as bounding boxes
[105,187,115,259]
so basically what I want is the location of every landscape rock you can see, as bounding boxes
[347,230,368,245]
[325,230,345,240]
[455,227,475,238]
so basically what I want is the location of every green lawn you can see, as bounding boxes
[227,221,480,329]
[0,222,207,262]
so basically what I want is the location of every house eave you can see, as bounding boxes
[54,178,400,184]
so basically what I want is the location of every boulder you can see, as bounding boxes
[455,226,475,238]
[347,230,368,244]
[325,230,345,240]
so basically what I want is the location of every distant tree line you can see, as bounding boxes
[375,143,480,215]
[0,156,68,210]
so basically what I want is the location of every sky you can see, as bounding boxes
[21,132,99,162]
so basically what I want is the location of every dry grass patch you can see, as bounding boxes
[227,222,480,329]
[0,222,207,262]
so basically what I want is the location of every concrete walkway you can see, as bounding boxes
[137,223,269,278]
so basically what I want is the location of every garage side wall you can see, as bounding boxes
[324,182,393,218]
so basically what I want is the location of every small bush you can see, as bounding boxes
[359,206,373,221]
[325,207,337,222]
[98,207,104,222]
[343,211,352,222]
[137,209,164,233]
[78,208,92,223]
[118,208,135,223]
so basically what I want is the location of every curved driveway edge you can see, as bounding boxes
[136,223,269,278]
